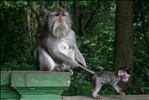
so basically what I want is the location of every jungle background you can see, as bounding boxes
[0,0,149,96]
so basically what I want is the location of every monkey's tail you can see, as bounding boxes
[79,65,95,75]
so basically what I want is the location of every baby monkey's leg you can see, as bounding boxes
[92,77,103,100]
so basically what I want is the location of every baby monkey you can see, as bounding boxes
[92,67,131,100]
[78,64,131,100]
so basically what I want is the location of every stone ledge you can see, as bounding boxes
[62,95,149,100]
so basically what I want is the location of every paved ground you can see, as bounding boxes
[62,95,149,100]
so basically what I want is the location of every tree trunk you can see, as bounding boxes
[114,1,134,75]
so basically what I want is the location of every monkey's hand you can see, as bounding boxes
[77,61,86,67]
[120,91,125,95]
[93,95,103,100]
[92,90,103,100]
[69,68,73,76]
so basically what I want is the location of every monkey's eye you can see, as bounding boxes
[62,14,66,16]
[55,14,59,16]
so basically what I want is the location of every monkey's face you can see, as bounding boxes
[52,12,69,37]
[47,8,71,38]
[121,72,130,82]
[117,66,131,83]
[118,70,130,82]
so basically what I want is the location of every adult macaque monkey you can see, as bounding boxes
[78,65,131,100]
[33,6,86,74]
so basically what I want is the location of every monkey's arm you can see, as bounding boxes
[54,51,80,68]
[44,38,80,68]
[66,30,86,67]
[73,46,86,67]
[111,83,125,95]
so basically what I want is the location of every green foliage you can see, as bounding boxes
[129,77,149,94]
[1,60,35,71]
[63,71,93,96]
[78,24,115,71]
[0,1,35,70]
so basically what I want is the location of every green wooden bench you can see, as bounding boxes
[1,71,70,100]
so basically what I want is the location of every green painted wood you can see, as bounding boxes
[16,87,65,94]
[11,71,70,100]
[21,94,61,100]
[1,71,11,85]
[1,87,20,100]
[0,72,20,100]
[11,71,70,87]
[1,71,71,100]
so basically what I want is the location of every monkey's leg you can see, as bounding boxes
[60,64,73,75]
[35,47,56,71]
[61,49,74,75]
[92,78,103,100]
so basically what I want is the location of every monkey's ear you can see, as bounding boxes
[45,11,52,20]
[45,11,50,16]
[118,70,124,76]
